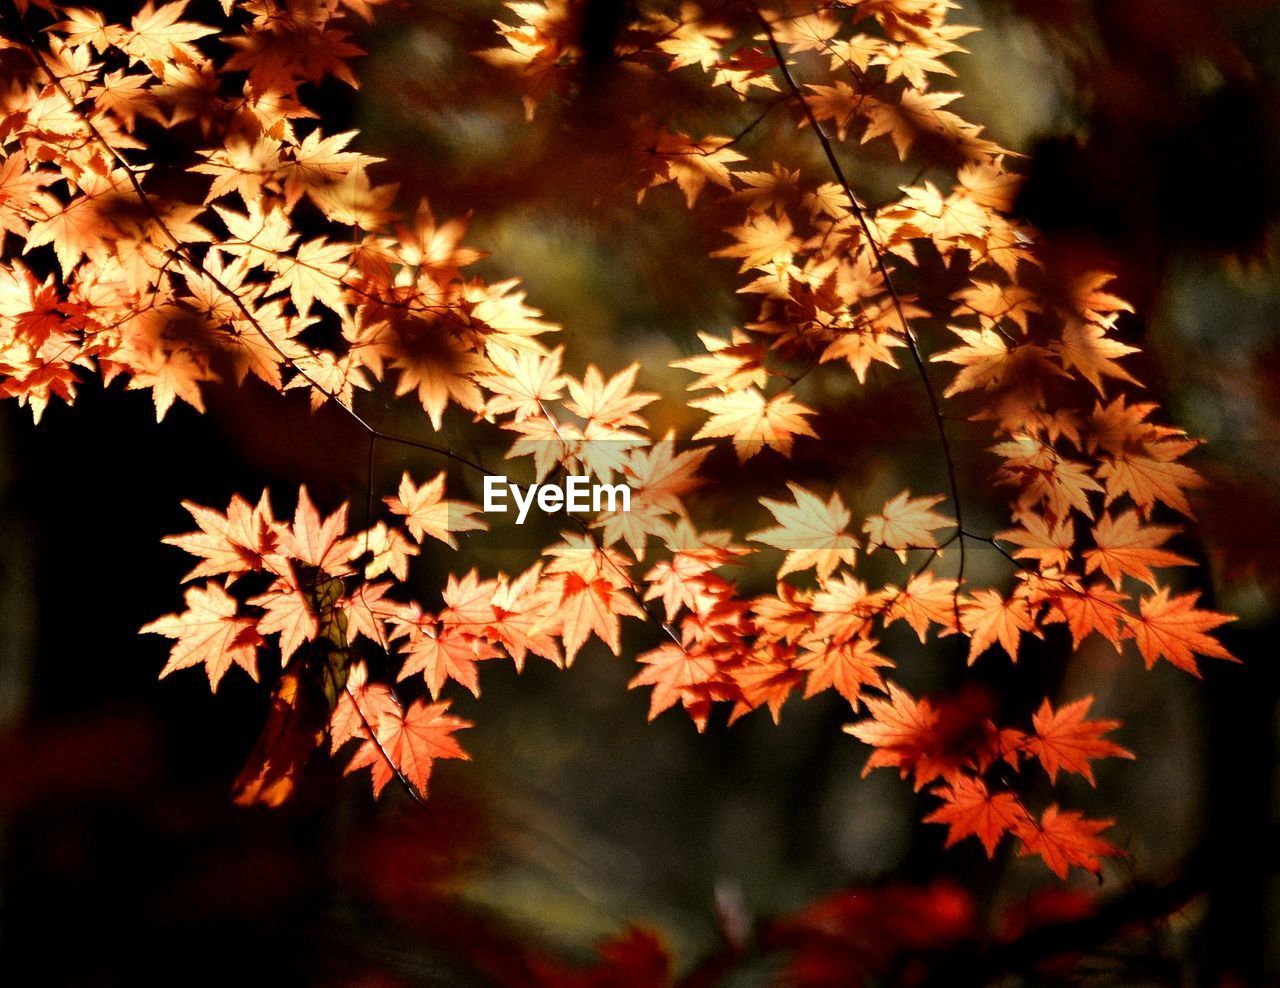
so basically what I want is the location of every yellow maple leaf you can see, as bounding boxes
[750,482,858,579]
[864,490,954,561]
[690,387,817,461]
[384,471,487,548]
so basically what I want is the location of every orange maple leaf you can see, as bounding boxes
[329,661,400,753]
[924,776,1027,857]
[1014,805,1122,879]
[397,621,501,700]
[960,589,1037,664]
[844,683,948,789]
[1125,588,1237,677]
[162,491,281,582]
[796,636,893,707]
[247,575,318,662]
[553,571,644,665]
[1027,696,1134,784]
[282,486,359,575]
[142,581,263,691]
[1085,510,1192,590]
[345,698,471,798]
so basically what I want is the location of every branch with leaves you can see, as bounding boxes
[0,0,1236,882]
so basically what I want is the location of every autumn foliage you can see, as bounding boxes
[0,0,1240,899]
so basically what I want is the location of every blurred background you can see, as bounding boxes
[4,0,1280,984]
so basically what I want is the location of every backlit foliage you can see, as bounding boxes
[0,0,1237,880]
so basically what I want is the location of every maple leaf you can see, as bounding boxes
[119,1,217,70]
[284,349,372,412]
[478,344,566,421]
[360,522,419,580]
[672,329,769,393]
[844,683,945,789]
[561,363,647,425]
[952,279,1039,333]
[956,160,1022,211]
[1125,588,1238,677]
[282,486,359,575]
[629,642,729,729]
[395,199,484,274]
[960,590,1037,664]
[932,327,1056,397]
[712,46,782,95]
[804,80,861,140]
[655,8,731,71]
[1085,510,1192,590]
[811,573,884,644]
[752,584,817,644]
[729,642,803,724]
[248,576,319,663]
[884,571,960,641]
[998,449,1103,524]
[162,491,282,582]
[874,38,964,88]
[642,522,739,619]
[553,571,644,665]
[862,89,1007,162]
[125,346,216,422]
[388,324,488,430]
[712,213,799,272]
[192,134,284,204]
[308,166,400,230]
[995,514,1074,570]
[1014,806,1122,879]
[864,491,953,561]
[750,483,858,579]
[645,129,745,207]
[924,776,1028,857]
[284,129,381,207]
[846,683,1015,792]
[1028,696,1134,784]
[732,163,802,215]
[329,661,400,753]
[384,471,487,548]
[603,439,711,559]
[796,636,893,707]
[0,152,58,238]
[267,238,350,317]
[345,698,471,798]
[1060,270,1134,324]
[438,569,498,631]
[1053,317,1139,395]
[1097,451,1204,519]
[397,619,501,700]
[820,324,906,384]
[340,581,403,650]
[486,565,563,670]
[1043,580,1129,650]
[49,7,119,52]
[142,582,263,691]
[690,387,818,462]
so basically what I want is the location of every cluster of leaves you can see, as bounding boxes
[0,0,1237,879]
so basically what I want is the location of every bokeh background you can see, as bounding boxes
[3,0,1280,983]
